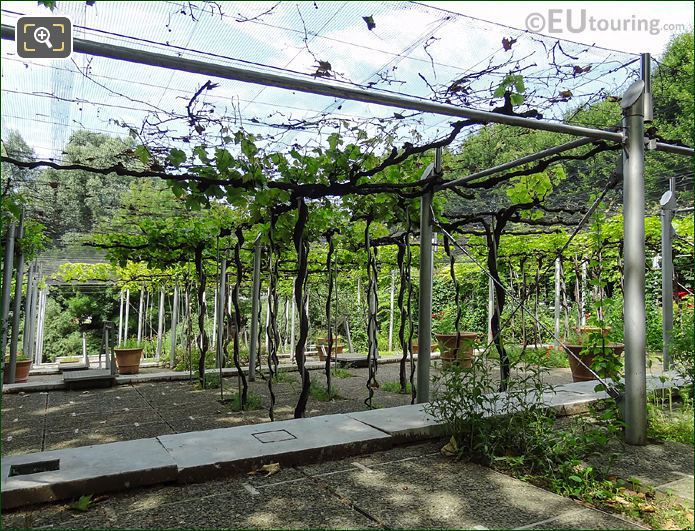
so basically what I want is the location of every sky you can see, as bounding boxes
[422,1,694,56]
[1,1,692,159]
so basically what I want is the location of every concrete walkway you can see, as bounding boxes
[2,353,442,394]
[1,441,646,530]
[1,374,687,510]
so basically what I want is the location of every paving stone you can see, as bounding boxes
[1,438,179,509]
[1,392,48,413]
[2,418,44,440]
[595,440,695,488]
[348,403,447,442]
[5,476,377,529]
[317,453,635,529]
[656,477,695,504]
[166,413,263,433]
[43,421,175,451]
[44,408,160,432]
[158,414,393,482]
[519,507,644,529]
[1,432,43,456]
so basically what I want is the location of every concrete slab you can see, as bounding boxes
[347,403,446,443]
[316,451,641,530]
[0,438,178,509]
[157,414,393,482]
[656,476,694,504]
[63,369,116,390]
[594,440,695,489]
[43,421,175,451]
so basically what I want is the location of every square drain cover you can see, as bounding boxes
[252,429,297,443]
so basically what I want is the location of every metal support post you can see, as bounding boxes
[290,277,296,362]
[156,288,165,359]
[217,257,227,369]
[487,276,494,344]
[554,257,562,347]
[8,214,25,384]
[622,79,647,445]
[416,147,440,403]
[117,290,124,345]
[388,270,396,353]
[660,182,677,371]
[1,220,16,360]
[22,262,34,360]
[123,288,130,343]
[170,285,178,369]
[137,286,145,343]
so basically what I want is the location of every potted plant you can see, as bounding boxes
[114,339,144,375]
[3,355,32,383]
[565,206,625,384]
[433,306,478,368]
[410,339,438,355]
[564,327,624,383]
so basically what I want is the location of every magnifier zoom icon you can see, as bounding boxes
[34,26,53,48]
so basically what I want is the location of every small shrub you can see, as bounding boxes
[273,370,296,383]
[219,391,263,412]
[332,367,353,379]
[647,389,694,445]
[309,382,340,401]
[381,380,412,394]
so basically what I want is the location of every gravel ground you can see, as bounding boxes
[0,440,641,530]
[1,361,574,456]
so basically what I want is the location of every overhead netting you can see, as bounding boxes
[2,1,639,162]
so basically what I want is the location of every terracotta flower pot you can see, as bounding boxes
[435,332,478,369]
[565,343,624,382]
[410,340,438,355]
[114,347,143,375]
[3,359,32,383]
[576,326,611,338]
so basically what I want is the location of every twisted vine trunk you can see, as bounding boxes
[195,245,208,386]
[232,228,248,408]
[483,219,509,391]
[293,198,311,418]
[364,219,380,408]
[267,214,281,421]
[396,239,408,393]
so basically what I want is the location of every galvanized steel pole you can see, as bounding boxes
[156,288,165,359]
[170,285,178,369]
[1,220,16,360]
[660,185,677,371]
[622,79,647,445]
[416,148,441,403]
[8,213,24,384]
